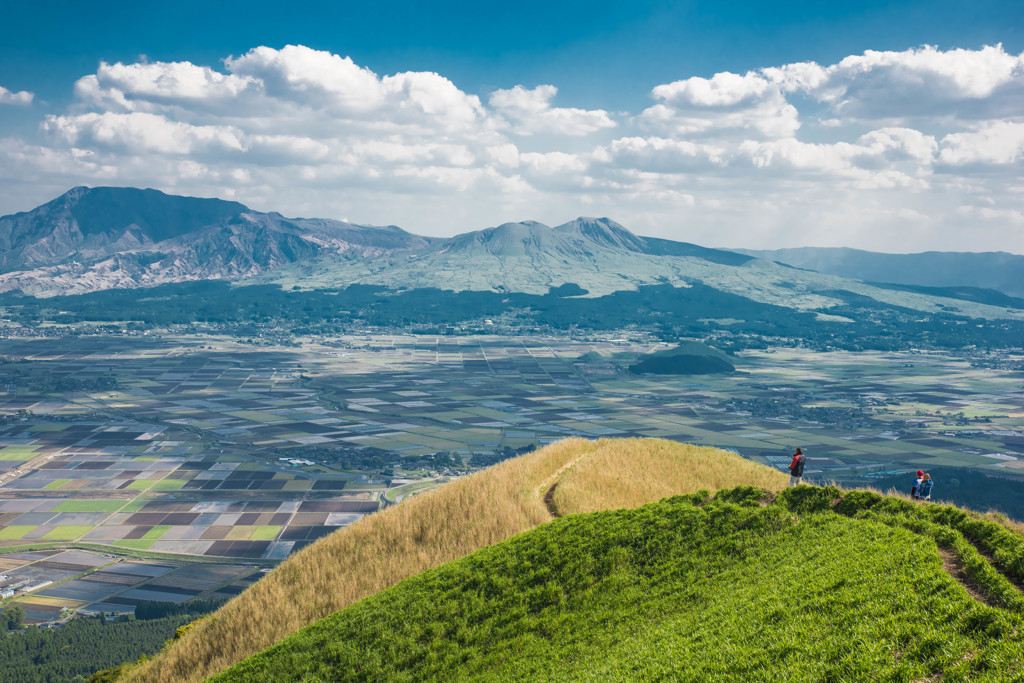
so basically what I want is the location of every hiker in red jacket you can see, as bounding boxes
[788,447,806,487]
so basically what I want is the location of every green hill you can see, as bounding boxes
[100,439,1024,682]
[112,438,785,683]
[629,341,736,375]
[212,486,1024,682]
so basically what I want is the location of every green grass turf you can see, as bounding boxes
[211,486,1024,683]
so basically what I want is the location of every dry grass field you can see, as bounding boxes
[550,438,787,515]
[119,437,787,683]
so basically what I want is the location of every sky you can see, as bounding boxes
[1,0,1022,253]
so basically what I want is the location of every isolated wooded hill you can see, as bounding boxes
[95,437,1024,682]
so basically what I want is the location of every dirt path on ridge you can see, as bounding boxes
[937,546,999,608]
[536,447,598,519]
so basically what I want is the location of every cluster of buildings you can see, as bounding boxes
[1,574,52,599]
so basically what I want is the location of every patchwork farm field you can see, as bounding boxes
[1,333,1022,574]
[0,547,262,624]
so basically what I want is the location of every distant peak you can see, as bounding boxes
[20,186,252,242]
[554,216,646,252]
[492,220,550,231]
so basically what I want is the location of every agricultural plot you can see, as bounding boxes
[0,548,259,623]
[1,333,1022,575]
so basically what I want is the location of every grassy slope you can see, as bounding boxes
[212,486,1024,682]
[120,438,785,683]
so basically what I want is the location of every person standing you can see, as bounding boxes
[919,473,933,501]
[912,470,924,499]
[788,447,806,487]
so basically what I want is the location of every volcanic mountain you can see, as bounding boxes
[0,187,434,295]
[3,187,1023,322]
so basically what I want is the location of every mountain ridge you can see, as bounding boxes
[4,187,1024,323]
[0,187,435,294]
[734,246,1024,298]
[210,485,1024,682]
[107,438,785,683]
[95,437,1024,683]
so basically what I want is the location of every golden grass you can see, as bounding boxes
[550,438,789,515]
[984,511,1024,538]
[121,437,782,683]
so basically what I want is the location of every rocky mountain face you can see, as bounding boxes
[0,187,434,295]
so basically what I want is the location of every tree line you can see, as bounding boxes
[0,597,227,683]
[2,281,1023,351]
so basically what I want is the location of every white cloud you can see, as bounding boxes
[601,136,727,172]
[225,45,382,110]
[0,85,33,106]
[830,44,1022,99]
[855,128,937,165]
[802,44,1024,121]
[225,45,486,131]
[519,151,588,175]
[939,121,1024,165]
[652,71,773,107]
[43,112,245,156]
[74,60,256,110]
[641,72,800,138]
[735,134,931,190]
[956,204,1024,224]
[0,43,1022,253]
[489,85,615,136]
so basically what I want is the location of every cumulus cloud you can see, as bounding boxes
[640,72,800,138]
[599,136,727,172]
[0,85,33,106]
[1,43,1022,253]
[815,44,1024,119]
[226,45,487,131]
[939,121,1024,165]
[489,85,615,136]
[74,60,256,110]
[43,112,246,156]
[652,71,774,107]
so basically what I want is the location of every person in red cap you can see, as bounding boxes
[911,470,924,499]
[788,447,806,487]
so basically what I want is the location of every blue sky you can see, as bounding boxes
[1,1,1023,252]
[5,1,1019,105]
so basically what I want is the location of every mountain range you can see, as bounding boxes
[2,187,1023,321]
[734,246,1024,298]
